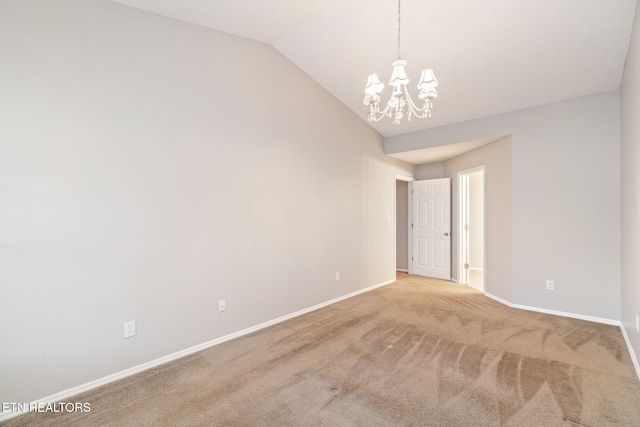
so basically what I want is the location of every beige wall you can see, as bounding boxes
[443,138,512,299]
[415,162,444,180]
[0,0,414,404]
[396,181,409,271]
[386,91,621,320]
[621,1,640,371]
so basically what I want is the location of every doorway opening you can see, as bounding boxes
[395,175,413,278]
[458,167,485,292]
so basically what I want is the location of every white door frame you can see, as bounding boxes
[457,166,486,290]
[394,174,414,275]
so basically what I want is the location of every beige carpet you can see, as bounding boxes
[4,275,640,426]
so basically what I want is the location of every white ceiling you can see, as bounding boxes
[387,138,505,165]
[108,0,637,138]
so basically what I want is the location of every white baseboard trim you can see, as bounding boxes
[483,292,620,326]
[484,292,640,380]
[0,278,395,423]
[484,293,640,383]
[619,323,640,382]
[450,278,458,283]
[396,269,409,273]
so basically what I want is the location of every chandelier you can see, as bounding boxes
[363,0,439,125]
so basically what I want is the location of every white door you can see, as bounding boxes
[412,178,451,280]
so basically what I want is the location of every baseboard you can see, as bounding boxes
[396,269,408,273]
[483,292,620,326]
[0,278,395,423]
[619,323,640,382]
[482,292,640,380]
[483,294,640,383]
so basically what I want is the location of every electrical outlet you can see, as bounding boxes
[124,320,136,339]
[636,314,639,333]
[546,280,555,291]
[336,272,340,282]
[218,299,226,313]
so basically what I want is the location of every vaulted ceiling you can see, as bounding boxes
[108,0,637,138]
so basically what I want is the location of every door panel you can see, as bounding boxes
[418,200,428,228]
[412,178,451,280]
[417,237,429,266]
[434,200,445,229]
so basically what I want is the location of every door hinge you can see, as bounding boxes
[464,224,470,231]
[411,223,414,228]
[464,263,470,269]
[412,257,414,261]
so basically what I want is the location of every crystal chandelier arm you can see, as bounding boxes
[366,101,392,122]
[403,85,433,119]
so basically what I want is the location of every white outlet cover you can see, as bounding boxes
[336,272,340,281]
[124,320,136,338]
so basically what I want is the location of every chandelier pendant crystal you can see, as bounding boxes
[363,0,438,125]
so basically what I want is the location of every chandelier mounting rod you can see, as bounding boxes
[397,0,401,60]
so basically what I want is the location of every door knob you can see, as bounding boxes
[444,232,449,236]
